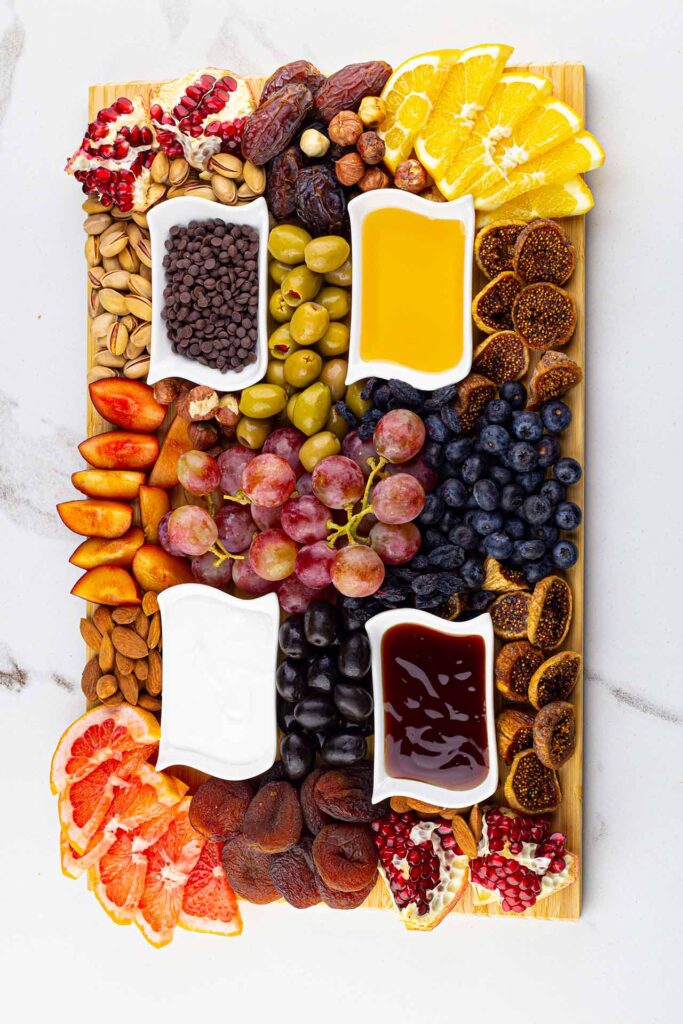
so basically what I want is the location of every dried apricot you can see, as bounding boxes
[312,823,378,893]
[300,768,331,835]
[221,834,279,904]
[242,781,303,853]
[188,778,253,841]
[314,765,389,823]
[315,869,376,909]
[269,843,321,909]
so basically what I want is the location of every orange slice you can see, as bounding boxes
[377,49,460,173]
[475,130,605,210]
[414,43,513,177]
[179,841,242,937]
[437,73,552,199]
[477,177,594,224]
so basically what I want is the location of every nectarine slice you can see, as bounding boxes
[57,499,133,538]
[89,378,167,433]
[148,416,193,489]
[71,470,146,500]
[69,527,145,569]
[132,544,194,592]
[71,566,141,606]
[79,431,159,471]
[139,486,171,544]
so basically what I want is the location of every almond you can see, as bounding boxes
[93,606,113,634]
[96,674,119,700]
[147,612,161,649]
[80,617,102,652]
[141,591,159,616]
[389,797,410,813]
[111,626,148,660]
[406,798,441,816]
[451,815,478,859]
[469,804,483,844]
[146,650,162,696]
[98,632,115,673]
[81,657,101,702]
[115,651,134,675]
[138,693,162,711]
[135,608,149,640]
[113,606,138,625]
[118,673,139,706]
[101,691,124,706]
[134,659,148,681]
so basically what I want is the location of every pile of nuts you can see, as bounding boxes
[79,592,163,709]
[153,380,239,448]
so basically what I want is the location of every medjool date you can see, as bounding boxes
[315,61,392,121]
[266,146,304,221]
[260,60,326,104]
[242,82,314,166]
[295,164,347,236]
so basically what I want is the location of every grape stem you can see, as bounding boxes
[223,489,251,506]
[210,540,244,568]
[325,455,387,548]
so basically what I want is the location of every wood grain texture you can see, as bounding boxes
[85,63,585,922]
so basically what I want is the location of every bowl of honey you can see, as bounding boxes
[365,608,498,809]
[345,190,475,391]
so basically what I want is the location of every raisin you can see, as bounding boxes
[300,768,331,835]
[266,146,304,221]
[242,82,314,166]
[314,61,392,121]
[295,164,347,236]
[221,834,279,904]
[314,768,386,823]
[312,823,378,892]
[188,778,253,841]
[261,60,326,104]
[268,843,321,908]
[241,781,303,853]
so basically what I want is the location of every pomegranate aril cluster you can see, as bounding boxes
[372,812,460,918]
[73,97,154,211]
[151,73,247,156]
[485,806,549,853]
[469,855,542,913]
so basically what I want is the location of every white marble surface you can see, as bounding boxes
[0,0,681,1020]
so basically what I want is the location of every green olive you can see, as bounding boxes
[345,380,373,419]
[289,301,330,345]
[320,358,348,402]
[236,416,273,449]
[268,324,298,360]
[284,348,323,389]
[269,258,291,285]
[239,384,287,419]
[325,406,350,441]
[316,285,350,320]
[299,431,342,472]
[266,359,297,394]
[304,235,350,274]
[286,393,300,424]
[267,224,312,265]
[317,321,350,357]
[269,289,294,323]
[324,258,353,287]
[281,266,323,308]
[289,381,332,436]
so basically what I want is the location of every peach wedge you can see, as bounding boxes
[71,566,141,606]
[89,378,167,433]
[132,544,194,593]
[148,415,193,489]
[139,486,171,544]
[69,527,145,570]
[57,499,133,538]
[79,430,159,471]
[71,470,146,501]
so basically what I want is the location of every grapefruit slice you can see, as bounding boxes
[60,831,85,880]
[377,49,460,173]
[437,73,552,199]
[136,798,205,947]
[414,43,513,177]
[50,704,160,793]
[179,841,242,937]
[477,177,594,224]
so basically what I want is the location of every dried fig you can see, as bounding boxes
[300,768,331,835]
[512,219,576,285]
[268,842,321,908]
[528,651,581,709]
[312,823,378,892]
[260,60,325,104]
[314,768,386,823]
[266,146,304,221]
[189,777,253,841]
[472,272,522,333]
[490,591,532,641]
[314,61,392,121]
[474,220,527,278]
[512,283,577,350]
[454,373,497,432]
[503,748,561,815]
[221,834,279,904]
[241,781,302,853]
[496,708,536,765]
[495,641,545,702]
[528,350,583,409]
[472,331,530,386]
[241,82,314,166]
[528,576,573,649]
[533,700,576,769]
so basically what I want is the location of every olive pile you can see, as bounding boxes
[277,600,374,780]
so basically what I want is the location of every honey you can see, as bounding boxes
[360,206,466,373]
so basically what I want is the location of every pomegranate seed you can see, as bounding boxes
[114,97,134,114]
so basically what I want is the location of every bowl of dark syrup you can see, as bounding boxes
[366,609,497,808]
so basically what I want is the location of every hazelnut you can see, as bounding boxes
[178,385,219,421]
[215,393,240,428]
[328,110,363,147]
[356,131,385,166]
[152,377,183,405]
[299,128,330,159]
[188,421,219,450]
[358,95,387,128]
[394,158,429,194]
[335,152,366,187]
[358,168,391,192]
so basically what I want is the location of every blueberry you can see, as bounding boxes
[541,400,572,434]
[461,558,486,589]
[500,381,526,409]
[472,509,504,536]
[484,531,513,560]
[467,589,496,611]
[530,523,559,546]
[540,479,566,505]
[509,543,526,566]
[536,435,561,468]
[522,494,553,525]
[462,454,489,484]
[505,515,526,540]
[555,501,582,531]
[473,478,500,511]
[424,413,450,443]
[418,493,445,525]
[508,442,539,472]
[466,493,479,509]
[518,539,546,561]
[552,539,579,569]
[489,464,512,487]
[555,457,583,485]
[517,469,545,494]
[464,510,478,528]
[524,558,553,585]
[445,437,473,463]
[440,404,464,433]
[479,424,511,455]
[449,524,477,549]
[512,410,543,442]
[485,398,512,424]
[423,441,444,468]
[501,483,524,512]
[475,414,489,435]
[429,544,466,570]
[439,478,468,508]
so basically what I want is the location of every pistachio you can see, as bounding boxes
[92,312,116,337]
[208,153,243,179]
[125,339,147,360]
[182,183,215,201]
[85,235,100,267]
[139,263,152,282]
[95,349,127,368]
[126,224,152,268]
[131,211,149,230]
[99,224,129,257]
[211,174,237,205]
[99,288,129,315]
[125,294,152,321]
[198,170,213,182]
[123,355,151,379]
[102,255,122,273]
[243,160,266,194]
[102,270,131,291]
[150,151,170,184]
[82,197,109,214]
[87,365,116,383]
[118,246,139,273]
[83,213,113,235]
[87,285,103,318]
[120,313,137,332]
[95,334,109,351]
[147,182,166,207]
[87,266,106,289]
[237,182,258,200]
[130,321,151,350]
[168,157,190,186]
[107,320,129,355]
[166,184,186,200]
[111,207,133,220]
[129,273,152,299]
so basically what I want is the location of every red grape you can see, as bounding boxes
[296,472,314,495]
[251,503,282,531]
[232,556,277,596]
[342,430,377,477]
[373,409,425,464]
[218,445,256,494]
[241,454,296,508]
[369,522,421,564]
[158,510,185,556]
[214,505,254,553]
[312,455,365,509]
[295,540,336,590]
[168,505,217,556]
[277,576,321,614]
[330,545,385,597]
[372,473,425,524]
[281,495,330,544]
[389,454,438,493]
[262,427,305,472]
[249,528,299,581]
[177,450,221,496]
[191,552,234,588]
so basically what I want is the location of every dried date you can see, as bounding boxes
[242,82,314,166]
[295,163,347,236]
[266,146,304,221]
[261,60,326,104]
[315,61,392,121]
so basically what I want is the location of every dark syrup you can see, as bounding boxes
[382,623,488,790]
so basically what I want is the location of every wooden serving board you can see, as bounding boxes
[85,63,585,921]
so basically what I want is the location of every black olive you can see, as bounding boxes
[333,683,374,722]
[276,698,299,734]
[337,630,371,679]
[307,653,339,696]
[304,600,338,647]
[280,732,316,782]
[276,659,309,703]
[279,615,313,659]
[293,696,339,732]
[320,732,367,766]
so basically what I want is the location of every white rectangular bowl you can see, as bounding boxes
[146,195,270,392]
[365,608,498,808]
